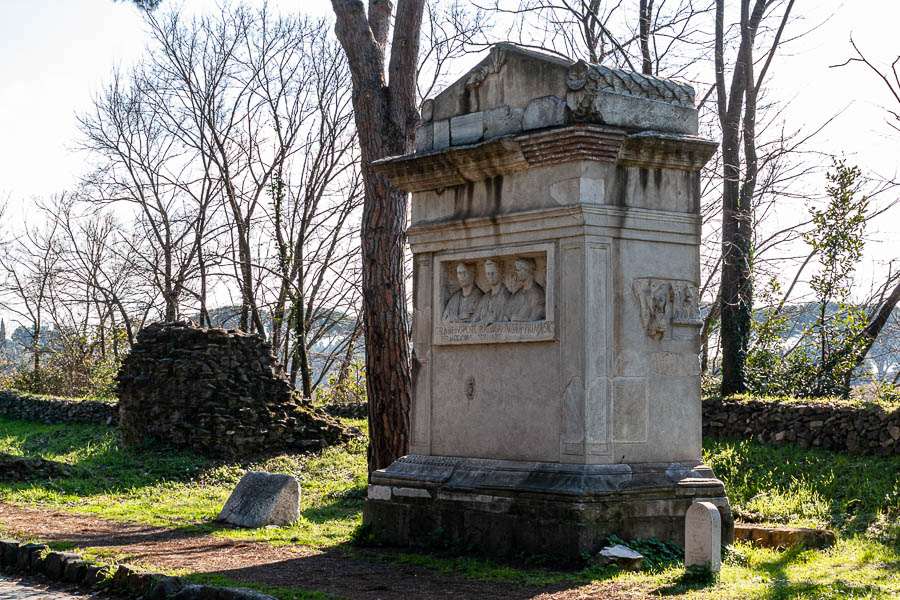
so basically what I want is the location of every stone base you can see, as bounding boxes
[364,455,733,558]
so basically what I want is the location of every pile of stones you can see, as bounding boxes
[0,452,74,481]
[0,538,276,600]
[117,321,350,456]
[703,396,900,455]
[0,390,117,426]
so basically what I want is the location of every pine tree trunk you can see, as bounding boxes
[331,0,422,473]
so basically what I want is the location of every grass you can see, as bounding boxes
[0,416,367,547]
[705,436,900,536]
[706,390,900,411]
[0,413,897,598]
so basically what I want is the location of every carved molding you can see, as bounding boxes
[632,277,700,340]
[372,125,716,193]
[618,132,718,171]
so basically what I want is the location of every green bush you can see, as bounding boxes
[0,329,124,400]
[316,359,366,406]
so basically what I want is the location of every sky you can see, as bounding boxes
[0,0,897,302]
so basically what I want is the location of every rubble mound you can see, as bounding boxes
[117,321,349,456]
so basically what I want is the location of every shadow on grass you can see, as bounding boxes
[0,415,359,504]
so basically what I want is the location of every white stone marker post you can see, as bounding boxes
[685,501,722,572]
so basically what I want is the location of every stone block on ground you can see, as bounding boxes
[590,544,643,570]
[43,551,81,580]
[112,563,138,590]
[128,571,159,595]
[0,539,18,565]
[149,576,187,600]
[733,524,836,549]
[64,559,88,583]
[16,543,46,572]
[215,587,279,600]
[82,565,113,587]
[685,501,721,572]
[217,471,300,528]
[1,540,17,566]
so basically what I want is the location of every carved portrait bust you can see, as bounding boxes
[441,263,484,322]
[504,257,546,322]
[475,259,512,322]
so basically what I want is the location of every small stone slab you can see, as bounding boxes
[63,559,88,583]
[590,544,643,570]
[450,111,485,145]
[734,524,836,549]
[484,105,524,138]
[523,96,568,130]
[216,471,300,528]
[685,501,721,572]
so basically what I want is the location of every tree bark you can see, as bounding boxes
[331,0,422,473]
[716,0,768,396]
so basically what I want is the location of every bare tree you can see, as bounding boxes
[0,217,62,375]
[262,31,364,397]
[482,0,714,76]
[78,68,215,323]
[715,0,795,395]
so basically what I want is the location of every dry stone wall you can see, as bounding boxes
[0,390,117,425]
[703,397,900,455]
[117,321,349,456]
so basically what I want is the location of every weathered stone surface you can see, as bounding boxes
[112,564,137,590]
[63,559,88,583]
[44,552,79,579]
[421,98,434,123]
[484,105,524,138]
[217,471,300,528]
[82,565,112,587]
[733,524,836,549]
[0,453,74,481]
[173,585,277,600]
[590,544,643,570]
[127,571,159,595]
[0,390,117,426]
[366,42,728,558]
[703,397,900,456]
[0,540,18,566]
[16,543,46,572]
[117,321,350,456]
[149,576,188,600]
[415,123,434,153]
[433,119,450,150]
[450,111,484,145]
[215,587,279,600]
[523,95,568,130]
[685,501,721,572]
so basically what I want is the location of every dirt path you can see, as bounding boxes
[0,504,647,600]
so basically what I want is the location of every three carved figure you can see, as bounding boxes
[442,257,546,323]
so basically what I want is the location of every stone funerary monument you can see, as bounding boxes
[367,43,732,557]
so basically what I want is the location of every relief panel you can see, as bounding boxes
[632,277,701,340]
[433,243,555,345]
